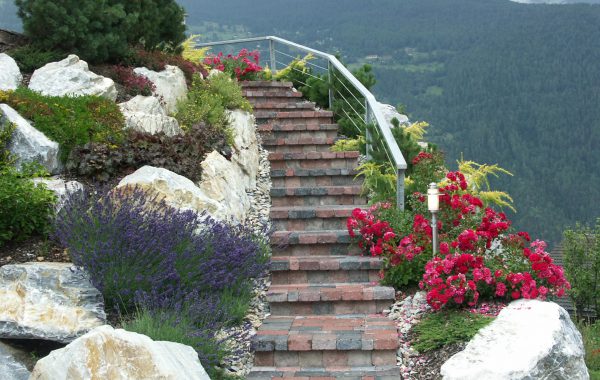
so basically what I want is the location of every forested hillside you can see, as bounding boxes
[1,0,599,246]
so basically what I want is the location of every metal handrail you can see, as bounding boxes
[196,36,408,209]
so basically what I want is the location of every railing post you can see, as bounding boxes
[269,39,276,72]
[327,61,334,110]
[365,101,371,160]
[397,169,405,210]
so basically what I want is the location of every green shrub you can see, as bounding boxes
[564,219,600,318]
[6,45,65,73]
[330,136,365,152]
[15,0,186,63]
[68,123,230,182]
[0,122,16,168]
[0,165,56,247]
[175,74,251,142]
[576,319,600,376]
[412,310,494,353]
[2,88,125,162]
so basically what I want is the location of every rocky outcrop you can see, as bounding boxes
[119,95,182,136]
[116,165,227,219]
[133,65,187,114]
[441,299,589,380]
[0,53,22,90]
[32,177,84,213]
[0,341,30,380]
[29,325,210,380]
[0,104,61,174]
[0,263,106,344]
[228,109,259,190]
[29,55,117,101]
[377,101,409,128]
[199,151,251,222]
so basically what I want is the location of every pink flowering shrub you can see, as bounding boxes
[204,49,263,81]
[348,164,571,310]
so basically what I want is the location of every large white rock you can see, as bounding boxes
[116,165,226,219]
[227,109,259,189]
[0,263,106,344]
[377,101,409,128]
[0,341,30,380]
[441,299,589,380]
[199,150,250,223]
[0,53,22,90]
[0,104,61,174]
[32,177,84,213]
[30,325,210,380]
[119,95,182,136]
[133,65,187,115]
[29,55,117,101]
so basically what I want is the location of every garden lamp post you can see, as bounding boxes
[428,182,440,256]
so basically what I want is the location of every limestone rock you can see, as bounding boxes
[377,101,409,128]
[207,69,223,78]
[227,109,259,189]
[29,55,117,101]
[30,325,210,380]
[119,95,182,136]
[199,151,250,223]
[441,299,589,380]
[0,263,106,344]
[116,165,226,218]
[0,341,30,380]
[0,53,22,90]
[32,177,84,213]
[0,104,61,174]
[133,65,187,114]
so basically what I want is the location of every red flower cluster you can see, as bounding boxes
[204,49,263,80]
[347,205,397,257]
[412,151,434,165]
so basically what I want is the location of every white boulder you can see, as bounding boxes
[133,65,187,114]
[199,150,250,223]
[441,299,589,380]
[0,263,106,344]
[29,55,117,101]
[0,53,22,90]
[377,101,409,128]
[32,177,84,213]
[119,95,182,136]
[29,325,210,380]
[0,341,30,380]
[227,109,259,189]
[0,104,61,174]
[116,165,226,219]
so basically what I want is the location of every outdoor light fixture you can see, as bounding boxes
[428,183,439,255]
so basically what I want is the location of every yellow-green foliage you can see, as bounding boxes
[404,121,429,141]
[331,136,364,152]
[455,159,516,211]
[181,35,210,64]
[356,161,397,203]
[274,53,315,81]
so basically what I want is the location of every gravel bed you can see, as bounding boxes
[217,135,273,377]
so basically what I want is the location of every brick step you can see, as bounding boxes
[254,111,333,126]
[266,283,395,316]
[270,255,381,285]
[269,151,359,172]
[243,89,304,98]
[271,230,363,258]
[271,169,361,188]
[262,137,337,153]
[247,366,400,380]
[271,205,359,231]
[271,185,365,207]
[252,101,316,112]
[240,81,294,88]
[258,123,339,140]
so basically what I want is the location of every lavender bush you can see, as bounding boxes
[54,187,269,312]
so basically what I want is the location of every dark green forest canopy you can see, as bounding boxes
[2,0,599,246]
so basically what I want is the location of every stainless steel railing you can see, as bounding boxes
[196,36,408,209]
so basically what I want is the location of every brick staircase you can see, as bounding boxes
[243,81,400,380]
